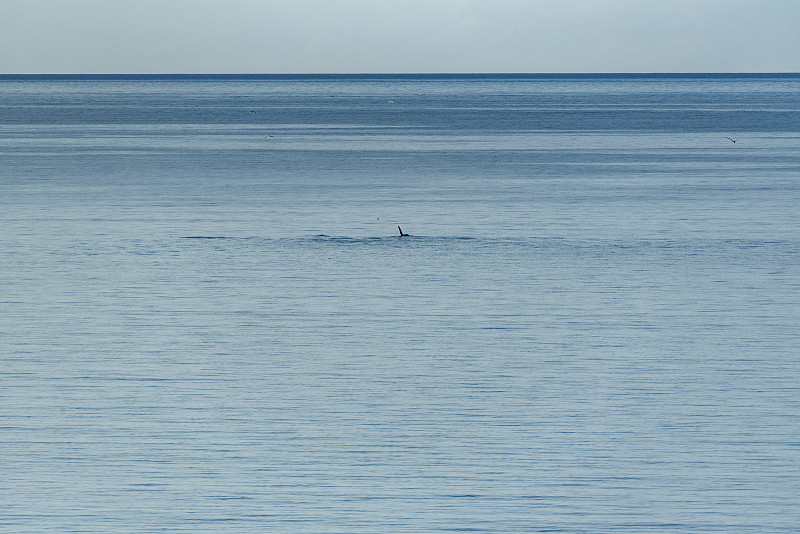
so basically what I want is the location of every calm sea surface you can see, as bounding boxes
[1,74,799,533]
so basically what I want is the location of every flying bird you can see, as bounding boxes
[725,137,739,143]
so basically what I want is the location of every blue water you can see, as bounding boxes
[2,74,799,533]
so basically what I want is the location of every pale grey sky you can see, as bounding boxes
[1,0,798,73]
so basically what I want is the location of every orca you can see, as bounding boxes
[398,226,409,237]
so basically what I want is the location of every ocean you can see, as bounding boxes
[1,74,799,533]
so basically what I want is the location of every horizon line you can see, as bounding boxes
[2,72,799,79]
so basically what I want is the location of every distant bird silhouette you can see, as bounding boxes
[725,137,739,143]
[398,226,409,237]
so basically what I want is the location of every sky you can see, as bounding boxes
[1,0,799,74]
